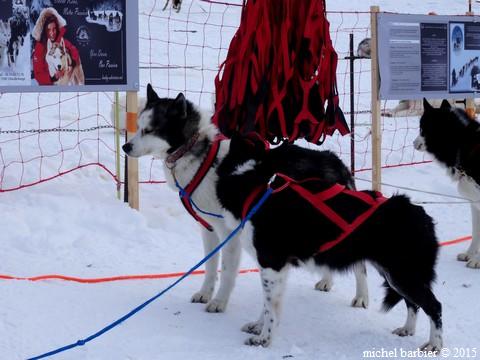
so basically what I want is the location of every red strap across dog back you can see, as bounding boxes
[213,0,349,145]
[178,139,222,231]
[242,174,388,253]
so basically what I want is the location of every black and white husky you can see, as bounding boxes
[414,99,480,269]
[122,84,369,314]
[217,134,442,350]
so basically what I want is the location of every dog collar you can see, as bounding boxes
[165,133,200,169]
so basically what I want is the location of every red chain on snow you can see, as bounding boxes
[213,0,349,145]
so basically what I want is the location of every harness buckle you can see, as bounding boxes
[267,174,277,187]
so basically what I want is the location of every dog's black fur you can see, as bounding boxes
[123,85,371,315]
[419,99,480,184]
[217,134,442,349]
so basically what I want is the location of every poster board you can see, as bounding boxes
[0,0,138,93]
[378,13,480,100]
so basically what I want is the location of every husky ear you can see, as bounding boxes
[47,38,53,51]
[146,83,159,104]
[423,98,433,112]
[169,93,187,118]
[440,99,451,110]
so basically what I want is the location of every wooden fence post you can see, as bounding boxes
[126,91,139,210]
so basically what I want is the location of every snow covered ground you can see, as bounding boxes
[1,1,479,359]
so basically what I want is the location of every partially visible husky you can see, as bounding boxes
[384,99,455,117]
[0,20,10,66]
[46,38,85,85]
[163,0,182,12]
[357,37,371,58]
[123,84,369,313]
[216,134,442,350]
[414,99,480,268]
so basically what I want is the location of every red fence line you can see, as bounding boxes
[0,236,471,284]
[0,163,118,193]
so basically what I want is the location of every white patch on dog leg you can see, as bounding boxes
[466,206,480,269]
[351,262,369,308]
[206,232,242,313]
[192,227,219,304]
[420,319,443,353]
[393,306,417,336]
[314,267,333,292]
[244,267,289,347]
[457,204,480,269]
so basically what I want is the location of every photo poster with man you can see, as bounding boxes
[378,13,480,100]
[0,0,31,86]
[0,0,138,93]
[449,22,480,93]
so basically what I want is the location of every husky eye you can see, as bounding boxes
[141,129,152,136]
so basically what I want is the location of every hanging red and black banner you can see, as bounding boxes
[213,0,349,145]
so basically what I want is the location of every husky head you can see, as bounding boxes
[414,98,475,166]
[46,38,69,77]
[0,20,11,48]
[122,84,203,159]
[357,37,371,58]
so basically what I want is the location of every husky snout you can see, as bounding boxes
[122,142,133,155]
[122,141,143,158]
[413,135,426,151]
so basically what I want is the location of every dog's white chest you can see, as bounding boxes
[458,176,480,209]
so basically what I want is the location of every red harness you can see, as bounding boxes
[175,138,223,232]
[242,173,388,253]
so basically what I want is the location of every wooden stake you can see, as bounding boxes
[370,6,382,192]
[126,91,139,210]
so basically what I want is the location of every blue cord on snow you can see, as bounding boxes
[27,187,273,360]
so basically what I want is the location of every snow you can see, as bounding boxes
[1,1,479,359]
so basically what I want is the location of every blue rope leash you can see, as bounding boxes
[27,187,273,360]
[175,178,224,219]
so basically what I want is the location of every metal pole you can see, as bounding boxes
[349,33,355,175]
[124,132,129,203]
[114,91,121,200]
[370,5,382,192]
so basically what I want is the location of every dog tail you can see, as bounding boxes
[381,283,403,312]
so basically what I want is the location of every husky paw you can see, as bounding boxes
[466,256,480,269]
[314,279,333,292]
[457,252,472,262]
[351,296,369,309]
[191,291,212,304]
[392,327,415,337]
[205,298,227,313]
[244,335,271,347]
[241,321,263,335]
[419,342,442,354]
